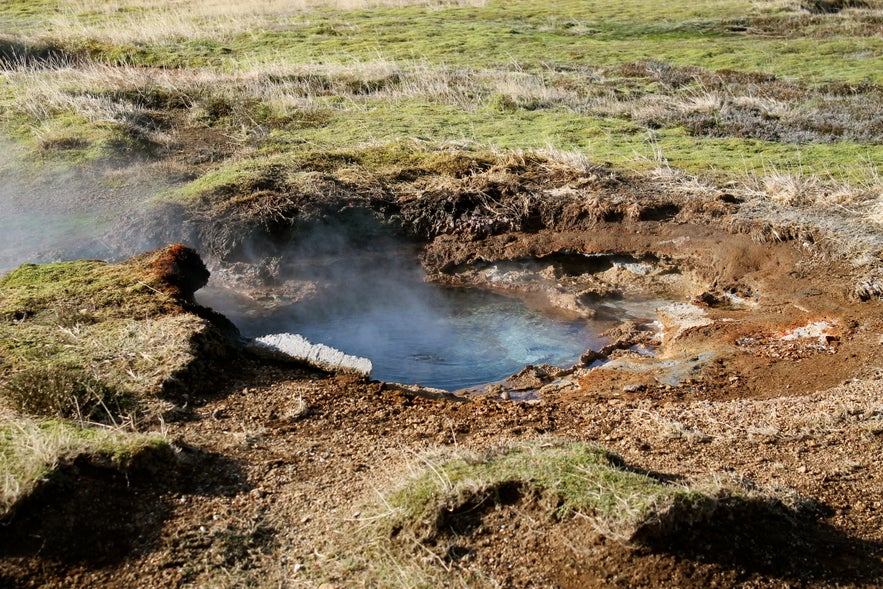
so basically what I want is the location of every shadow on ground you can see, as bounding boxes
[638,494,883,586]
[0,443,248,567]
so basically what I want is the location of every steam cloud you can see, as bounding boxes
[0,142,186,273]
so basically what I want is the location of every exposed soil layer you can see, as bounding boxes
[2,158,883,587]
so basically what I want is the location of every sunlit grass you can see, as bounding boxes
[0,0,880,230]
[0,416,167,514]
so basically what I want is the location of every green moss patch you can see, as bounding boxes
[379,441,705,544]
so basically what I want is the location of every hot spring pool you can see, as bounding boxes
[236,286,601,390]
[201,277,664,391]
[198,226,660,391]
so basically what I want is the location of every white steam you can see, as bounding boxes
[0,141,183,273]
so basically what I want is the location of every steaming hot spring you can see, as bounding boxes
[197,221,663,392]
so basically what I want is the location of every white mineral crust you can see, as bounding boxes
[252,333,373,377]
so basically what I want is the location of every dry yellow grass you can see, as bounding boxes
[46,0,487,44]
[0,416,166,513]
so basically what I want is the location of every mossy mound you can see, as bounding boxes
[0,245,237,422]
[376,442,708,546]
[324,441,826,587]
[0,416,171,515]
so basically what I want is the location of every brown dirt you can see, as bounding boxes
[2,354,880,587]
[2,158,883,587]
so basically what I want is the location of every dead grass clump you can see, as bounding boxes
[0,35,84,70]
[182,166,349,259]
[745,165,882,209]
[601,61,883,145]
[801,0,870,13]
[2,367,125,421]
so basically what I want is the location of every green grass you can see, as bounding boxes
[0,416,169,514]
[0,248,221,422]
[227,11,881,82]
[315,440,718,587]
[2,1,878,79]
[0,0,880,244]
[0,259,173,319]
[1,0,880,178]
[383,441,696,530]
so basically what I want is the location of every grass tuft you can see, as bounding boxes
[0,416,168,514]
[377,441,700,543]
[0,246,234,423]
[313,440,728,586]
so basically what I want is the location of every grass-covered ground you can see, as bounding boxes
[1,1,882,587]
[1,1,880,264]
[1,0,880,180]
[0,245,234,423]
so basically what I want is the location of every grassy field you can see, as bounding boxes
[1,0,880,181]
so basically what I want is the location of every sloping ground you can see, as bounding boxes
[0,245,242,565]
[1,360,878,588]
[0,244,238,424]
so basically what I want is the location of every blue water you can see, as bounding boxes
[198,225,656,390]
[286,286,600,390]
[206,278,604,391]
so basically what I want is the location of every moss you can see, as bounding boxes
[383,441,702,541]
[0,259,172,320]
